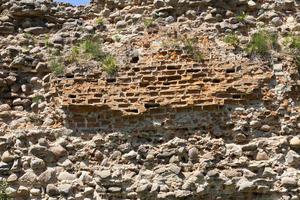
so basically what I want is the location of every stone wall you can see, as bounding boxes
[1,0,300,199]
[52,39,273,133]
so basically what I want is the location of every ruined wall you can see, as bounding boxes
[1,0,300,199]
[52,38,273,134]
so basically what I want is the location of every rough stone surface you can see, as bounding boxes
[0,0,300,199]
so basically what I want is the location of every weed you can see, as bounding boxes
[95,17,104,26]
[224,33,240,46]
[112,34,122,42]
[282,34,299,46]
[49,57,64,76]
[183,38,204,62]
[48,48,61,56]
[290,35,300,50]
[161,38,181,49]
[102,55,118,76]
[237,11,247,22]
[67,46,80,63]
[0,181,10,200]
[32,95,44,103]
[81,38,106,61]
[23,33,33,39]
[246,30,277,55]
[296,56,300,67]
[144,18,155,28]
[44,34,52,48]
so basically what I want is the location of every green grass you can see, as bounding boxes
[102,55,118,76]
[283,35,300,49]
[237,11,247,22]
[81,38,106,61]
[32,95,44,103]
[66,37,119,76]
[95,17,104,26]
[283,35,300,67]
[144,18,155,28]
[183,38,204,62]
[112,34,121,42]
[224,33,240,46]
[44,34,52,48]
[161,38,181,49]
[23,33,33,39]
[290,35,300,50]
[49,57,64,76]
[67,46,80,63]
[0,181,11,200]
[246,30,277,55]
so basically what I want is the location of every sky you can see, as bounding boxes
[56,0,90,6]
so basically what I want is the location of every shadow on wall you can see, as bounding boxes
[62,96,279,144]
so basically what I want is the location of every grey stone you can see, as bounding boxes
[289,136,300,149]
[58,183,73,195]
[24,27,48,35]
[0,104,11,112]
[58,171,76,181]
[29,145,56,163]
[0,162,11,174]
[95,170,111,179]
[123,150,137,160]
[51,35,64,44]
[116,20,127,29]
[1,151,14,163]
[281,177,297,187]
[154,0,165,8]
[46,184,59,196]
[38,168,57,185]
[286,150,300,167]
[188,147,199,162]
[271,17,283,26]
[31,158,46,172]
[237,178,255,192]
[165,16,175,23]
[19,170,38,187]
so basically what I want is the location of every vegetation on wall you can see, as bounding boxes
[224,33,240,47]
[49,56,64,76]
[0,181,10,200]
[246,30,277,55]
[66,37,119,75]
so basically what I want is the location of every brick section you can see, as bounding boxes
[50,46,273,131]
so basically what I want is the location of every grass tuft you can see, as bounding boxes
[32,95,44,103]
[66,37,119,76]
[49,57,64,76]
[224,33,240,46]
[81,38,106,61]
[246,30,277,55]
[102,55,118,76]
[144,18,155,28]
[183,38,204,62]
[0,181,11,200]
[237,11,248,23]
[95,17,104,26]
